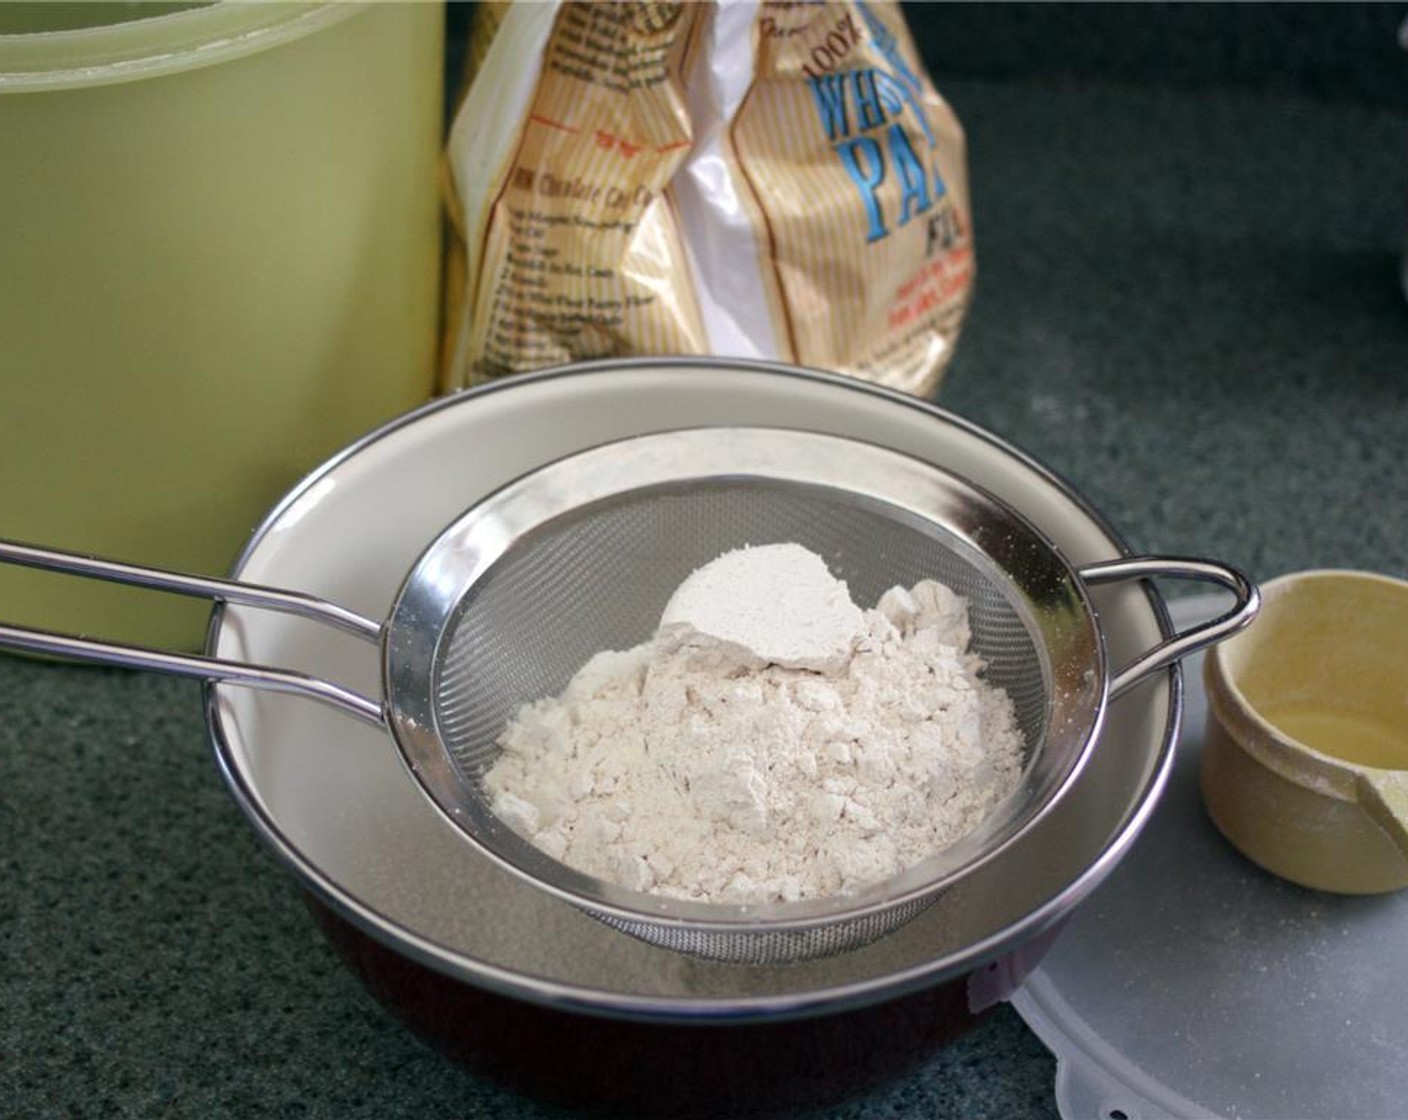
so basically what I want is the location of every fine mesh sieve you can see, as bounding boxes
[0,427,1258,965]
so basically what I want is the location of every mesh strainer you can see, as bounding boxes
[0,427,1257,965]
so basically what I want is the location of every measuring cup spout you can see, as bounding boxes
[1357,772,1408,861]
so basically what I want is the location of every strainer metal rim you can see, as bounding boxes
[381,425,1109,939]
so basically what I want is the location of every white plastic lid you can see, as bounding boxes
[1013,594,1408,1120]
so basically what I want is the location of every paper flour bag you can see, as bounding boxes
[442,0,973,397]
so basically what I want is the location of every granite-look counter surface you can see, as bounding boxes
[5,65,1407,1120]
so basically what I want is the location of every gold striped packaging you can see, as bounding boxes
[442,1,973,398]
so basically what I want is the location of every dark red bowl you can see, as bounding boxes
[307,892,1061,1118]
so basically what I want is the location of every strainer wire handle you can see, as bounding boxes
[1080,556,1260,700]
[0,538,386,725]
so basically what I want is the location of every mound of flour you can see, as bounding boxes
[484,543,1025,905]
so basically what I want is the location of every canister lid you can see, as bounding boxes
[0,2,353,92]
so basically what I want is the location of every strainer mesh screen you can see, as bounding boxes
[593,893,938,967]
[431,479,1052,961]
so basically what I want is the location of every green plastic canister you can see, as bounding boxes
[0,2,444,649]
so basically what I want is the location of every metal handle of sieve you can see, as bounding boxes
[1079,555,1260,700]
[0,538,386,725]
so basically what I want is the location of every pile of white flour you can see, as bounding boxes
[485,543,1025,905]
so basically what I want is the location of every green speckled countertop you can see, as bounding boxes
[4,6,1408,1118]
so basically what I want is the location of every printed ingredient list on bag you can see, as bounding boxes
[468,2,706,378]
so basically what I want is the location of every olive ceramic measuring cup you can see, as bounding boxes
[1202,569,1408,893]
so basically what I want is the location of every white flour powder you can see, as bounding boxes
[485,543,1025,904]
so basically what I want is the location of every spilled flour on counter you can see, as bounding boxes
[485,543,1025,904]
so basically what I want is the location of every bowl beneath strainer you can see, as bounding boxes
[205,358,1197,1020]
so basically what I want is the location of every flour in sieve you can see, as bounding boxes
[484,543,1025,905]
